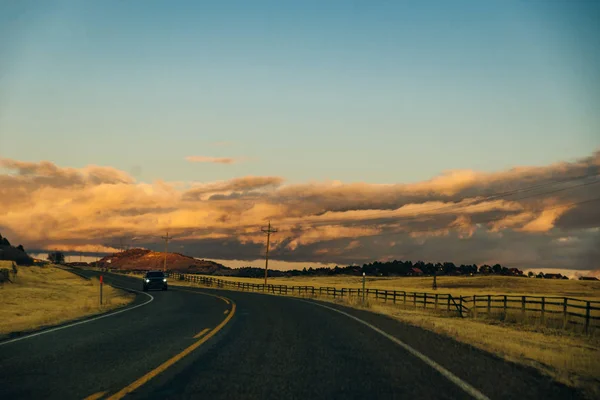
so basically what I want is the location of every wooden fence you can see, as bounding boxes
[169,273,473,318]
[463,294,600,332]
[164,272,600,333]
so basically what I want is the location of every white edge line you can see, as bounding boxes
[0,286,154,347]
[299,299,490,400]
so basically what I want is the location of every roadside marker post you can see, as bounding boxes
[362,272,366,305]
[100,275,103,306]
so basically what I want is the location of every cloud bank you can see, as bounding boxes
[185,156,240,164]
[1,151,599,270]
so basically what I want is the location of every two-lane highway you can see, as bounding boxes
[0,272,234,400]
[0,270,584,399]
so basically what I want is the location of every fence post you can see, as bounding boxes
[393,290,397,304]
[585,301,590,334]
[563,297,569,329]
[435,293,438,310]
[563,298,568,329]
[473,296,477,317]
[487,295,491,314]
[459,296,463,318]
[541,297,545,324]
[447,295,450,311]
[503,295,507,317]
[403,291,406,305]
[521,296,526,320]
[423,293,427,308]
[413,292,416,307]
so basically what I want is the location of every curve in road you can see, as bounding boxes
[0,270,584,400]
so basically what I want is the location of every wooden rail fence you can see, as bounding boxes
[100,270,600,333]
[463,294,600,332]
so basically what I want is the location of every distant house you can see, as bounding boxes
[579,276,599,281]
[407,267,423,276]
[544,273,563,279]
[507,268,523,276]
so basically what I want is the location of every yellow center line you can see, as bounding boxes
[193,328,211,339]
[175,288,230,305]
[106,297,236,400]
[83,391,107,400]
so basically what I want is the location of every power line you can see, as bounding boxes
[161,231,171,273]
[261,221,277,285]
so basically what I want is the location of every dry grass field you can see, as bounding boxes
[0,266,133,336]
[209,274,600,300]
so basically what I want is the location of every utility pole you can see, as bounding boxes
[161,231,171,273]
[261,221,277,286]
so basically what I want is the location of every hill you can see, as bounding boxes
[95,248,231,274]
[0,233,33,265]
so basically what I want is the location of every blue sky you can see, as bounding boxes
[1,0,599,185]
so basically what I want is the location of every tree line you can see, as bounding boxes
[228,260,524,278]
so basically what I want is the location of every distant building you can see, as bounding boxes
[507,268,523,276]
[579,276,599,281]
[407,267,423,276]
[543,273,563,279]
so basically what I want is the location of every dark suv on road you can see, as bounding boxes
[143,271,168,291]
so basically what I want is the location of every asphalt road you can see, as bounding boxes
[0,270,584,400]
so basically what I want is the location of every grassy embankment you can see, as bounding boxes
[170,274,600,398]
[0,264,134,337]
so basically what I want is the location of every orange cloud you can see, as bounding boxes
[182,176,284,201]
[185,156,239,164]
[0,151,598,270]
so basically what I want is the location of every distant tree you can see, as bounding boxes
[1,236,10,246]
[492,264,502,274]
[527,271,534,278]
[47,251,65,264]
[17,244,25,252]
[442,262,457,275]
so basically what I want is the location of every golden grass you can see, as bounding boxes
[0,266,134,335]
[0,260,16,269]
[206,274,600,300]
[168,276,600,398]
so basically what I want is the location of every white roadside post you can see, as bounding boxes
[362,272,366,305]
